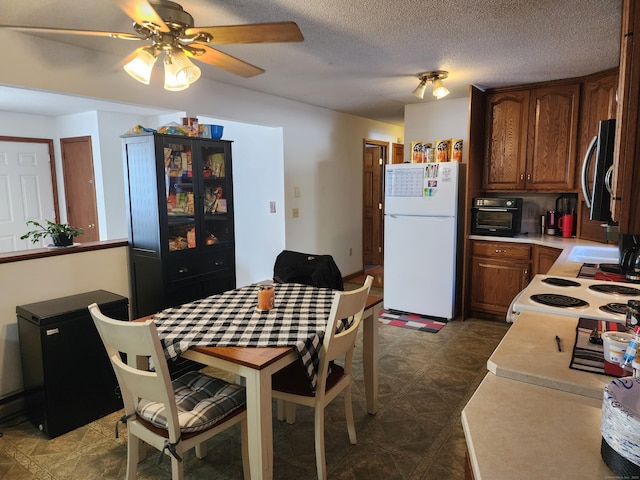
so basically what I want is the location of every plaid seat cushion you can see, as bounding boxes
[137,372,246,433]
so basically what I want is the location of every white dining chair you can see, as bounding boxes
[271,275,373,480]
[88,303,250,480]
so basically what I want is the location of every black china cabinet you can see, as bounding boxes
[121,133,236,322]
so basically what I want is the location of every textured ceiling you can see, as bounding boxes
[0,0,623,125]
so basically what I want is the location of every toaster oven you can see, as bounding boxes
[471,197,523,236]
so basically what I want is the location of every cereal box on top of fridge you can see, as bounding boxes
[411,142,424,162]
[451,139,463,162]
[435,139,450,162]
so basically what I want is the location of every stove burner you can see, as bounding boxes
[530,294,589,308]
[599,303,628,315]
[588,284,640,296]
[541,277,581,287]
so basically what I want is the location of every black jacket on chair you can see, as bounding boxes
[273,250,344,291]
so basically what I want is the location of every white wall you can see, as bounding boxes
[0,111,57,138]
[1,29,403,277]
[404,97,470,164]
[198,116,286,286]
[95,111,155,240]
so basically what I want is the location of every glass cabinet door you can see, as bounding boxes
[201,144,232,247]
[163,141,196,251]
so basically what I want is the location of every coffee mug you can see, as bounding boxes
[558,214,574,238]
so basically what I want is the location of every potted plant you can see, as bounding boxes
[20,219,85,247]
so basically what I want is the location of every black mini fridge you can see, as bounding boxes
[17,290,129,438]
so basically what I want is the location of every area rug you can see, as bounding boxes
[378,309,447,333]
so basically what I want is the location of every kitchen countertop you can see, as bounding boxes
[462,373,610,480]
[463,239,623,479]
[468,233,610,249]
[487,311,611,399]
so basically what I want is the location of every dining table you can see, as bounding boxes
[142,282,382,480]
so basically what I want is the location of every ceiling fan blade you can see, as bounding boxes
[185,22,303,44]
[114,0,171,33]
[187,46,265,77]
[0,25,141,39]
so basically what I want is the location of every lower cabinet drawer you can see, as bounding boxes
[167,247,231,282]
[472,241,531,260]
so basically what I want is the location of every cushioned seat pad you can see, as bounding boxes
[272,359,344,396]
[137,372,246,433]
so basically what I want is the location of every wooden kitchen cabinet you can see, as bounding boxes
[611,0,640,233]
[533,245,562,275]
[576,69,618,241]
[483,90,529,190]
[469,241,531,320]
[526,83,580,191]
[482,82,580,192]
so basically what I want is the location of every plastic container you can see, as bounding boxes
[602,332,634,365]
[210,125,224,140]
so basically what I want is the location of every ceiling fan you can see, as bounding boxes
[0,0,304,91]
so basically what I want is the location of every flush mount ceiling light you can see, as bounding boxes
[0,0,304,92]
[412,71,450,100]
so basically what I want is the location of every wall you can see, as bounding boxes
[404,97,470,164]
[2,29,403,278]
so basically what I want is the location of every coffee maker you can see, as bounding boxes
[555,194,578,237]
[619,234,640,281]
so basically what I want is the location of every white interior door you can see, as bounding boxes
[0,141,55,251]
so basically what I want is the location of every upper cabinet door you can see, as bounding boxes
[483,90,529,190]
[526,83,580,191]
[612,0,640,232]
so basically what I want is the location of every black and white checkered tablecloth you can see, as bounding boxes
[152,283,337,390]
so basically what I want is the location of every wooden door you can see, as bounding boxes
[391,143,404,164]
[61,136,99,242]
[526,83,580,190]
[362,143,384,266]
[534,245,562,275]
[483,90,529,190]
[469,256,530,318]
[0,138,59,251]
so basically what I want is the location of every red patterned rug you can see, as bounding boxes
[378,309,447,333]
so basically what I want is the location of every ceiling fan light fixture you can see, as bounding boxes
[163,49,200,91]
[413,71,450,100]
[123,47,158,85]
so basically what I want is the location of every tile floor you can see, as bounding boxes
[0,278,510,479]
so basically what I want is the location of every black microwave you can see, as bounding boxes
[471,198,523,237]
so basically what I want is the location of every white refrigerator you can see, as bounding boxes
[383,162,464,320]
